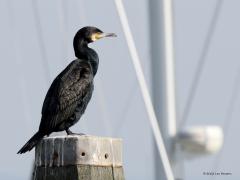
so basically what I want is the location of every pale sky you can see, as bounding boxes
[0,0,239,179]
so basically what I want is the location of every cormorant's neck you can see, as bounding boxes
[74,39,99,76]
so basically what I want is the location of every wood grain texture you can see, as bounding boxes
[33,165,124,180]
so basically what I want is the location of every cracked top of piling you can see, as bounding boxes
[35,135,123,167]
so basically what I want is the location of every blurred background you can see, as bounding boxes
[0,0,239,179]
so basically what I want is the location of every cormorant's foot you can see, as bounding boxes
[45,134,51,137]
[66,129,85,136]
[68,132,85,136]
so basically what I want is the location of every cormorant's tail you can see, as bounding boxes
[17,131,44,154]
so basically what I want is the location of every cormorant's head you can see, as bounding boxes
[74,26,116,45]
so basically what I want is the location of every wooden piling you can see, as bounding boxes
[33,135,124,180]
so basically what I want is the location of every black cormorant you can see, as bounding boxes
[17,26,116,154]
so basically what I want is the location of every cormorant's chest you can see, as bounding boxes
[72,83,94,124]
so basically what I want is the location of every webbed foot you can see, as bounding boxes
[66,129,85,136]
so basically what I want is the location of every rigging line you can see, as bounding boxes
[6,0,32,133]
[115,79,138,136]
[114,0,174,179]
[75,1,113,135]
[31,0,51,84]
[95,79,113,136]
[58,0,71,63]
[72,0,112,136]
[56,1,94,135]
[210,69,240,180]
[75,0,88,25]
[179,0,224,128]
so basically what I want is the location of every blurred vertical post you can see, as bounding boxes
[148,0,182,179]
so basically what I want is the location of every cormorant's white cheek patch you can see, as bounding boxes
[91,33,102,42]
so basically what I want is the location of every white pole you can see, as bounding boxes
[114,0,174,179]
[148,0,180,178]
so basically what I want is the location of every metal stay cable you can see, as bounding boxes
[114,0,174,179]
[179,0,224,128]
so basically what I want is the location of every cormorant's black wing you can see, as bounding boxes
[39,59,93,132]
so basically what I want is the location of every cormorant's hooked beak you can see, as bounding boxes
[100,33,117,38]
[91,32,117,42]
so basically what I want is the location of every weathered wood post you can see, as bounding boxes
[32,135,124,180]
